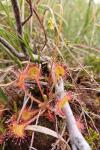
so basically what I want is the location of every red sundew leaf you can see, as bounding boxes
[27,65,40,80]
[8,121,26,139]
[20,108,38,122]
[55,64,65,79]
[55,101,65,117]
[16,63,29,90]
[16,64,44,98]
[76,119,85,132]
[55,93,72,117]
[44,110,55,122]
[16,73,27,90]
[8,109,38,124]
[27,65,44,98]
[51,63,66,84]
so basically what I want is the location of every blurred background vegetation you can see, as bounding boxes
[0,0,100,77]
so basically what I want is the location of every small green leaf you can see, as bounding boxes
[0,88,8,105]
